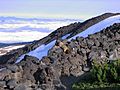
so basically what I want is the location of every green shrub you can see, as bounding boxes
[91,59,120,83]
[72,59,120,90]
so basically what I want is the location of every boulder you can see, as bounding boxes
[7,79,17,89]
[0,81,6,88]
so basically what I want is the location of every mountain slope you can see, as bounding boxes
[0,13,120,65]
[0,22,120,90]
[0,13,120,90]
[16,14,120,63]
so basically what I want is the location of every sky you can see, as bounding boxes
[0,0,120,19]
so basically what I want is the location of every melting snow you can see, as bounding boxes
[16,41,56,63]
[69,15,120,40]
[62,34,71,39]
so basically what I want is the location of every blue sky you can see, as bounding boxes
[0,0,120,19]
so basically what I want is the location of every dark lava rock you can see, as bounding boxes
[0,13,120,90]
[6,64,19,73]
[7,79,17,89]
[0,81,6,88]
[0,68,11,81]
[14,84,31,90]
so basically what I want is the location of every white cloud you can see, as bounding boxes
[0,19,78,43]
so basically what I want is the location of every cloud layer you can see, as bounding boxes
[0,18,79,43]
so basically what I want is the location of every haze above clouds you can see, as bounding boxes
[0,0,120,19]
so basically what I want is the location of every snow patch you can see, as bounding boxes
[69,15,120,40]
[0,45,25,56]
[16,41,56,63]
[62,34,71,39]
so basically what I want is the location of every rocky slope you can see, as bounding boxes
[0,23,120,90]
[0,13,120,65]
[0,13,120,90]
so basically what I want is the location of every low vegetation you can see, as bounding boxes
[72,59,120,90]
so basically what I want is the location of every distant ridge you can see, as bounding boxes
[0,42,32,48]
